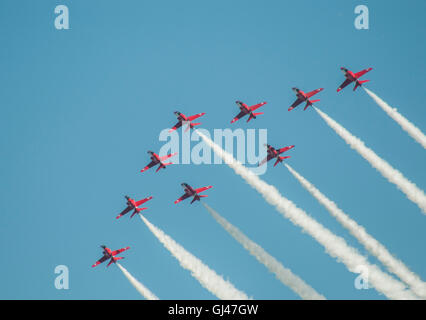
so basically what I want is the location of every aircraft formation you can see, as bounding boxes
[92,66,372,268]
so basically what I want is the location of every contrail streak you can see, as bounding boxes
[116,263,159,300]
[196,130,418,300]
[202,202,326,300]
[364,88,426,149]
[139,215,250,300]
[314,107,426,214]
[285,163,426,298]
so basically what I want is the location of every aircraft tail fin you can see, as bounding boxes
[247,112,263,122]
[156,162,172,172]
[190,195,208,204]
[274,156,291,167]
[354,80,369,91]
[305,100,320,111]
[130,207,147,218]
[185,122,201,132]
[108,256,124,267]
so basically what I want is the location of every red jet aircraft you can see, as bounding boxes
[116,195,153,219]
[174,183,212,204]
[169,111,206,132]
[258,144,294,167]
[231,100,267,123]
[141,150,178,173]
[91,245,130,267]
[288,87,323,111]
[337,67,373,92]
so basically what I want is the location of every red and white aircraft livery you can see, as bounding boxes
[288,87,323,111]
[231,100,267,123]
[169,111,206,133]
[141,150,178,173]
[337,67,373,92]
[116,195,153,219]
[258,144,294,167]
[174,183,213,204]
[91,245,130,267]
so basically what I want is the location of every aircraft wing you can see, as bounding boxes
[141,160,158,173]
[288,98,304,111]
[354,67,372,78]
[278,145,294,154]
[249,102,267,111]
[116,206,132,219]
[159,153,178,161]
[111,246,130,256]
[187,112,206,121]
[306,88,323,98]
[174,193,191,204]
[91,255,108,267]
[195,186,213,193]
[169,121,183,132]
[135,196,153,207]
[231,111,247,123]
[337,79,352,92]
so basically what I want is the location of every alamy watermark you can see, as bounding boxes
[157,124,269,175]
[354,265,371,290]
[54,5,69,30]
[54,265,69,290]
[354,5,369,30]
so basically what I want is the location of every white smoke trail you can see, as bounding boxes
[202,202,326,300]
[116,263,159,300]
[139,215,250,300]
[196,130,418,300]
[314,107,426,215]
[364,88,426,149]
[285,163,426,298]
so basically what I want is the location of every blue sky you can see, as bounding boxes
[1,0,425,299]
